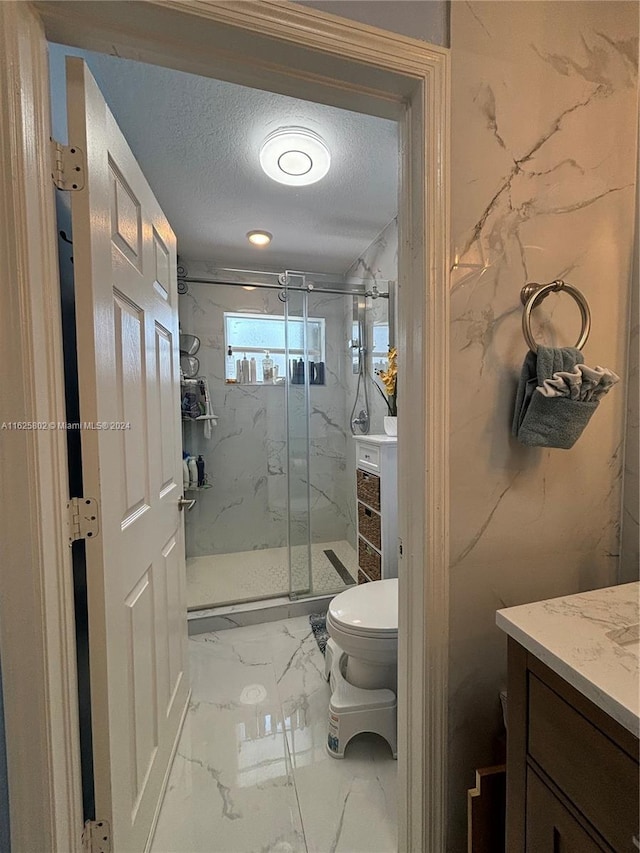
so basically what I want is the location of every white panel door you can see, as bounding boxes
[66,57,189,852]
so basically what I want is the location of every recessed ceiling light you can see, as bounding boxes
[260,127,331,186]
[247,230,272,247]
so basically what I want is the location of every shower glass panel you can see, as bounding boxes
[284,275,360,598]
[284,283,312,597]
[181,281,291,609]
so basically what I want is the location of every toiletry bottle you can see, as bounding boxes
[236,359,242,383]
[296,358,305,384]
[182,453,190,490]
[188,456,198,489]
[225,346,235,382]
[241,353,250,384]
[249,357,257,384]
[316,361,325,385]
[196,454,205,487]
[262,350,273,383]
[309,361,315,385]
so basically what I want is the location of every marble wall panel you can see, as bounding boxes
[448,3,638,848]
[179,263,353,558]
[620,147,639,583]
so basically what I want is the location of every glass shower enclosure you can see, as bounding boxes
[179,270,389,610]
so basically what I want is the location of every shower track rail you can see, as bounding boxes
[179,275,389,299]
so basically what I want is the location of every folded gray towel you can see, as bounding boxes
[512,345,599,449]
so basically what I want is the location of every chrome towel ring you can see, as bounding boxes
[520,279,591,353]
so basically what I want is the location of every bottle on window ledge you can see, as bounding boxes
[262,350,274,383]
[241,353,250,384]
[225,346,236,383]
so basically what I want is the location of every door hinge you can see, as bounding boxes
[66,497,99,545]
[50,138,85,191]
[82,819,111,853]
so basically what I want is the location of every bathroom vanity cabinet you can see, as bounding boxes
[497,584,640,853]
[506,639,639,852]
[354,436,398,584]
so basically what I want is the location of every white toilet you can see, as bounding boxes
[325,578,398,758]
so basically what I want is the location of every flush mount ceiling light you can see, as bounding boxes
[260,127,331,186]
[246,230,272,247]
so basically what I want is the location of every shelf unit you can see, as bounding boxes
[354,436,398,584]
[180,375,217,424]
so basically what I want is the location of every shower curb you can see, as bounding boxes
[187,593,332,635]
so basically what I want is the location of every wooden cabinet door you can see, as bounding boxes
[526,770,608,853]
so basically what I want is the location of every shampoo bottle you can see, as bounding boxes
[225,346,235,382]
[182,454,190,490]
[188,456,198,489]
[262,351,273,383]
[196,454,205,487]
[241,353,250,384]
[249,357,257,384]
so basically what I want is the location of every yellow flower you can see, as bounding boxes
[379,347,397,395]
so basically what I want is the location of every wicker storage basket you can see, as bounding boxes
[356,469,380,510]
[358,536,381,581]
[358,501,382,549]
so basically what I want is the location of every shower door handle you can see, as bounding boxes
[178,497,197,511]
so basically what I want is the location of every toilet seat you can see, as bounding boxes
[326,579,399,685]
[328,578,398,638]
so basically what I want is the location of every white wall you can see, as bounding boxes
[448,2,638,848]
[299,0,449,46]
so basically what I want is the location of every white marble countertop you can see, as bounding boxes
[497,583,640,737]
[353,434,397,445]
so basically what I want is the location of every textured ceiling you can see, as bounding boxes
[49,44,398,275]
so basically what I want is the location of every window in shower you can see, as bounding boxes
[351,320,390,372]
[372,323,391,373]
[224,312,325,382]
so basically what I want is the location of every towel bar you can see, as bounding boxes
[520,280,591,353]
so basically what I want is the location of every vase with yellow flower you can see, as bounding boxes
[376,347,398,436]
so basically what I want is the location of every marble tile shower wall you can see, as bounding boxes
[343,218,397,549]
[346,216,398,438]
[179,267,353,559]
[447,2,638,848]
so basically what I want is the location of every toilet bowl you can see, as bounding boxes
[326,578,398,691]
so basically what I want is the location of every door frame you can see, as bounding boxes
[0,2,450,851]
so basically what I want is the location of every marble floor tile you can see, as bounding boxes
[292,739,397,853]
[152,635,306,853]
[152,615,398,852]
